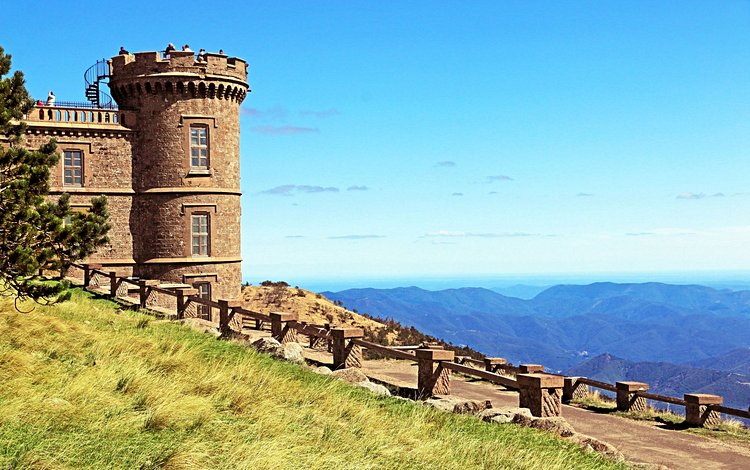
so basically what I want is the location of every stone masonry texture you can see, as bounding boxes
[22,49,249,302]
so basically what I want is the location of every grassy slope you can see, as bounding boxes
[242,285,385,330]
[0,290,624,470]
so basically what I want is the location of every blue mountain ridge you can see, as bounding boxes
[321,282,750,371]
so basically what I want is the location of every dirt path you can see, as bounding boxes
[360,359,750,470]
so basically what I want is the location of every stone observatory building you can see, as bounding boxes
[22,48,250,303]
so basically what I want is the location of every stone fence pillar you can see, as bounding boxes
[484,357,507,373]
[616,381,649,412]
[520,364,544,374]
[518,373,564,417]
[270,312,299,345]
[684,394,723,427]
[416,349,454,399]
[562,377,588,403]
[331,328,364,370]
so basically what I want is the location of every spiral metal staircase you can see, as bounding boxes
[84,59,115,108]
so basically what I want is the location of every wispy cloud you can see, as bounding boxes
[251,125,319,135]
[300,108,340,118]
[422,230,547,238]
[576,192,594,197]
[452,192,464,197]
[347,185,369,191]
[260,184,339,196]
[285,235,305,239]
[435,161,456,167]
[242,106,288,120]
[328,234,386,240]
[676,192,725,200]
[486,175,514,183]
[625,232,655,237]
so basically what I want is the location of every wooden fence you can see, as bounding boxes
[66,263,750,426]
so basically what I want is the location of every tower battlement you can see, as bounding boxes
[110,50,248,82]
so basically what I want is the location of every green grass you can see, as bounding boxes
[0,289,626,469]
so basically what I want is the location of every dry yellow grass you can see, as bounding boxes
[242,285,384,330]
[0,289,626,469]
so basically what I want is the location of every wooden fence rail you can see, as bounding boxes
[443,361,518,390]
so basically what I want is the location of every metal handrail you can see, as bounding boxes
[83,59,113,108]
[35,100,117,110]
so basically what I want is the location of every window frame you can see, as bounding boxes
[63,149,84,187]
[189,124,210,170]
[190,212,210,257]
[180,116,217,177]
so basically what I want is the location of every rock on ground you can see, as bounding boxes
[510,414,576,438]
[181,318,221,337]
[425,396,492,415]
[479,407,532,424]
[331,368,370,384]
[565,433,624,461]
[276,342,305,364]
[251,337,283,354]
[356,381,391,396]
[313,366,332,375]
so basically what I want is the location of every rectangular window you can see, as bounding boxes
[63,150,83,186]
[191,213,210,256]
[190,125,209,168]
[195,282,211,320]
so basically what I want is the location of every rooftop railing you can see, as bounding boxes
[25,104,125,127]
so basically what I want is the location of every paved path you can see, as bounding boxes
[359,359,750,470]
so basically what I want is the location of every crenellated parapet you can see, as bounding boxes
[109,51,249,105]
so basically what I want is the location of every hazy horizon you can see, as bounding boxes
[245,269,750,293]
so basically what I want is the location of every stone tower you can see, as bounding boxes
[108,50,249,302]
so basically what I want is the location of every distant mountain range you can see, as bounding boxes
[322,282,750,371]
[566,353,750,411]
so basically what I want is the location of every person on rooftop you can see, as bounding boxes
[164,43,175,59]
[182,44,193,52]
[197,48,207,63]
[118,46,129,55]
[46,91,55,107]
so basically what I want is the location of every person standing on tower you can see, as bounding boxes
[164,43,175,59]
[46,90,55,106]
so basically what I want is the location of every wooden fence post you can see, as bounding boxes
[616,381,649,412]
[518,373,564,417]
[175,287,197,319]
[83,265,92,287]
[108,271,118,298]
[484,357,507,373]
[684,394,723,427]
[331,328,364,369]
[138,280,159,308]
[270,312,299,344]
[416,349,454,399]
[562,377,587,403]
[218,299,243,337]
[519,364,544,374]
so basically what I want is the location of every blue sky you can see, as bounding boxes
[4,1,750,288]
